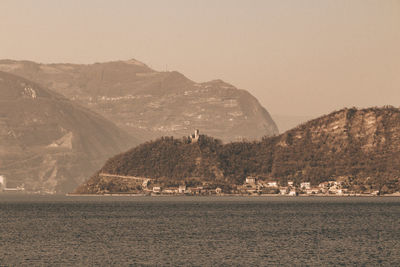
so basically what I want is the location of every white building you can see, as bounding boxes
[300,182,311,190]
[163,188,178,194]
[245,177,256,184]
[0,175,5,190]
[319,181,343,193]
[267,181,278,187]
[178,185,187,193]
[337,189,345,195]
[306,188,319,195]
[280,187,289,195]
[152,187,161,193]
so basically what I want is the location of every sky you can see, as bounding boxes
[1,0,399,126]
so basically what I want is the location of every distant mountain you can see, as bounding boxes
[75,107,400,194]
[0,71,137,193]
[0,59,278,142]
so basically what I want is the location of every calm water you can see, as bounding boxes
[0,196,399,266]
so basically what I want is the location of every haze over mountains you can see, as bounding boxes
[0,59,278,142]
[0,71,136,193]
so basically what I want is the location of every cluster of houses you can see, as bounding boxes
[146,176,353,196]
[149,184,223,196]
[238,176,354,196]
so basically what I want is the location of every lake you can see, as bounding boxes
[0,196,399,266]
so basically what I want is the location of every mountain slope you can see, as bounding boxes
[0,71,138,193]
[264,107,400,184]
[0,59,278,142]
[76,107,400,194]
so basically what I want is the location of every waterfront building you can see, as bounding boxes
[267,181,278,187]
[245,176,256,184]
[0,175,5,190]
[152,187,161,193]
[280,187,289,195]
[306,188,320,194]
[188,187,203,195]
[163,188,178,194]
[178,185,187,194]
[300,182,311,190]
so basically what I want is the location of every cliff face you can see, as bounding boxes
[0,71,137,193]
[267,107,400,185]
[279,107,398,152]
[76,107,400,194]
[0,59,278,142]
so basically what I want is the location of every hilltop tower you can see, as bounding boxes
[190,129,200,143]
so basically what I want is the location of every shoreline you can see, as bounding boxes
[65,193,400,197]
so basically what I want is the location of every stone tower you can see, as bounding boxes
[190,129,200,143]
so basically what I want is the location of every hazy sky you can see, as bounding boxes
[1,0,399,119]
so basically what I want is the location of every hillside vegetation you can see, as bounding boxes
[76,107,400,194]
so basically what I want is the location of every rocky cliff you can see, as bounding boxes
[266,107,400,186]
[0,59,278,142]
[0,71,137,193]
[75,107,400,194]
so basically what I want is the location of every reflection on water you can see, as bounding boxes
[0,196,399,266]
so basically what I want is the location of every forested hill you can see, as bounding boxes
[76,107,400,194]
[100,135,224,182]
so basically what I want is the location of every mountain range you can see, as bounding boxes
[0,59,278,142]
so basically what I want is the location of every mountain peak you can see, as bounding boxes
[123,58,148,67]
[201,79,235,89]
